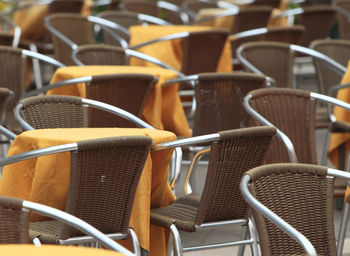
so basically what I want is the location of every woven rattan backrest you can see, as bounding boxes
[100,10,140,45]
[231,6,273,34]
[335,0,350,39]
[248,88,317,164]
[230,26,305,58]
[239,41,294,88]
[311,39,350,94]
[250,0,281,8]
[86,74,156,127]
[48,13,94,65]
[19,95,86,129]
[181,29,228,75]
[298,5,335,46]
[48,0,84,14]
[0,196,29,244]
[247,163,336,256]
[0,32,15,46]
[75,44,129,65]
[61,136,152,238]
[192,72,266,136]
[195,126,276,225]
[0,46,26,132]
[123,0,159,16]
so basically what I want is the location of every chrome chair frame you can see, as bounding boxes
[236,43,346,87]
[157,1,191,24]
[0,142,140,256]
[240,163,350,256]
[243,89,350,164]
[0,12,21,48]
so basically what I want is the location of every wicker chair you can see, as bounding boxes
[243,87,350,196]
[0,136,152,255]
[131,29,229,75]
[0,196,136,256]
[334,0,350,40]
[240,163,349,256]
[45,13,130,65]
[150,126,276,256]
[0,46,64,133]
[274,5,336,46]
[20,74,157,128]
[164,72,268,135]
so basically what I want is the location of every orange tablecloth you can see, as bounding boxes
[129,25,233,72]
[13,0,92,41]
[0,244,124,256]
[48,66,191,137]
[0,128,176,256]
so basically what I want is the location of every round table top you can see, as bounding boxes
[0,244,124,256]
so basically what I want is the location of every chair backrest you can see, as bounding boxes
[183,0,218,13]
[86,74,156,127]
[122,0,159,16]
[246,88,317,164]
[46,13,95,65]
[61,136,152,237]
[334,0,350,39]
[238,41,294,88]
[181,29,229,75]
[229,25,305,58]
[310,39,350,94]
[192,72,266,136]
[194,126,276,225]
[0,197,29,244]
[74,44,129,65]
[297,5,335,46]
[47,0,85,14]
[250,0,281,8]
[0,46,26,132]
[245,163,336,255]
[231,6,273,34]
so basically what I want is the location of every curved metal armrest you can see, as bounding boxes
[22,49,65,68]
[157,1,190,24]
[20,76,93,99]
[274,7,304,19]
[130,31,190,50]
[243,93,298,163]
[290,44,347,76]
[44,16,78,51]
[230,27,268,40]
[125,49,185,77]
[328,82,350,98]
[333,4,350,21]
[23,200,134,256]
[137,13,171,25]
[191,8,239,25]
[184,147,210,195]
[0,125,16,140]
[236,45,266,76]
[163,74,198,86]
[240,174,317,256]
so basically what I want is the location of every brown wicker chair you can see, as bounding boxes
[0,196,135,255]
[122,0,159,16]
[241,163,344,256]
[20,74,157,128]
[166,72,268,135]
[243,87,350,197]
[150,126,276,256]
[0,136,152,255]
[334,0,350,40]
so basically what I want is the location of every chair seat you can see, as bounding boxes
[150,194,200,232]
[30,220,64,244]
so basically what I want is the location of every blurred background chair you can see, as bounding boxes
[150,126,276,256]
[241,163,349,256]
[21,74,157,128]
[334,0,350,40]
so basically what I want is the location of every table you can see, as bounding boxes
[0,244,123,256]
[129,25,233,72]
[0,128,176,256]
[13,0,91,41]
[48,65,191,137]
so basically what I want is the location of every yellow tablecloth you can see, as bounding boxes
[0,244,123,256]
[13,0,92,41]
[129,25,233,73]
[0,128,176,256]
[48,65,191,137]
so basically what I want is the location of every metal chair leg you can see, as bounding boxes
[170,224,183,256]
[247,218,259,256]
[129,228,141,256]
[237,225,247,256]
